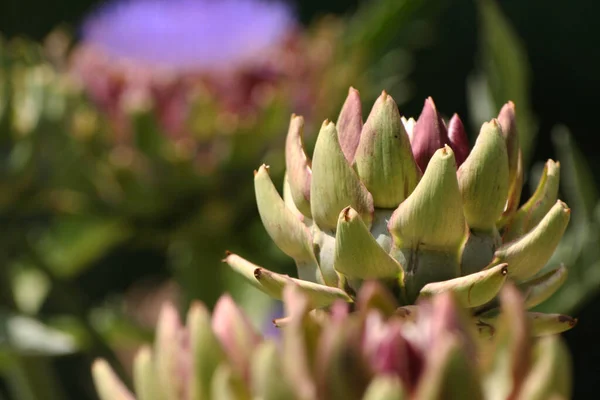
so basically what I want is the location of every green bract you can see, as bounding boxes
[226,88,576,335]
[92,284,572,400]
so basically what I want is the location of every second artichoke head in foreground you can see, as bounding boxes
[92,283,572,400]
[225,87,576,335]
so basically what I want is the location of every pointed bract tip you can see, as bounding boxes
[188,300,205,313]
[158,301,178,317]
[488,118,501,128]
[438,144,454,159]
[425,96,437,110]
[503,101,516,112]
[412,96,449,171]
[447,113,469,166]
[342,206,352,222]
[558,200,570,213]
[222,250,233,262]
[558,315,577,327]
[254,164,270,176]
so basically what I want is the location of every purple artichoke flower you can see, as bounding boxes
[69,0,321,142]
[80,0,294,72]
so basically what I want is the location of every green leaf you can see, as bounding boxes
[471,0,537,166]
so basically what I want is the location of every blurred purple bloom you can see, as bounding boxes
[81,0,295,71]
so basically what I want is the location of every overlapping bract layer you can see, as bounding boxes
[92,284,572,400]
[225,88,575,334]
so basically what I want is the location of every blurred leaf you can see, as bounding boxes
[469,0,537,165]
[33,217,132,277]
[0,312,78,357]
[1,355,68,400]
[89,305,154,348]
[12,267,50,315]
[345,0,432,57]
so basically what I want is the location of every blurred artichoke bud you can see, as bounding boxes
[226,87,575,335]
[93,284,573,400]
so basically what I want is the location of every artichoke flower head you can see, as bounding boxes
[92,283,572,399]
[225,88,576,336]
[70,0,324,146]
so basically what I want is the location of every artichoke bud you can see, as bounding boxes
[92,359,135,400]
[517,336,572,399]
[188,302,225,400]
[362,377,407,400]
[133,347,159,400]
[281,285,319,400]
[418,263,508,308]
[251,342,295,400]
[388,146,466,251]
[458,119,509,234]
[411,97,449,172]
[225,252,352,307]
[502,160,560,242]
[362,315,416,390]
[334,206,403,280]
[285,114,313,217]
[254,164,316,265]
[283,173,306,220]
[92,284,574,400]
[414,336,484,400]
[212,295,261,380]
[492,200,570,281]
[388,146,466,301]
[317,318,372,400]
[354,91,421,208]
[447,113,470,167]
[211,364,249,400]
[482,284,531,399]
[527,313,577,336]
[460,228,502,276]
[311,226,343,287]
[518,265,568,309]
[401,116,416,143]
[310,120,374,232]
[357,281,400,317]
[154,303,186,399]
[497,101,523,217]
[336,87,363,164]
